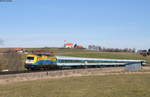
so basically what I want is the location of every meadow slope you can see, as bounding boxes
[0,74,150,97]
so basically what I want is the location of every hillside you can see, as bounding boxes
[0,74,150,97]
[0,48,150,97]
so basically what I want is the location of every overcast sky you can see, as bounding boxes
[0,0,150,49]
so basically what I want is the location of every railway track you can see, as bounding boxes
[0,70,28,75]
[0,66,124,75]
[0,69,60,75]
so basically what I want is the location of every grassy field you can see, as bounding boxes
[0,74,150,97]
[0,48,150,97]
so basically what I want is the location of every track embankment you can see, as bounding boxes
[0,67,150,84]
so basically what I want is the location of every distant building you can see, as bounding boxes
[64,43,74,48]
[15,48,24,53]
[75,45,84,49]
[64,42,85,49]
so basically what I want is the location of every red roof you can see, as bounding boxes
[64,43,73,46]
[76,45,84,48]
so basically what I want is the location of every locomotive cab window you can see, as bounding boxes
[27,57,34,60]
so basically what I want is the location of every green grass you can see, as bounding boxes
[0,74,150,97]
[0,48,149,97]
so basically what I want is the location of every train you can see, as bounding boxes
[24,53,146,70]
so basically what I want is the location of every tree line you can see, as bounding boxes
[88,45,136,53]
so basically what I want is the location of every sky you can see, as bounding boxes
[0,0,150,49]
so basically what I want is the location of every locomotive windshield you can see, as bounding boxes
[27,57,34,60]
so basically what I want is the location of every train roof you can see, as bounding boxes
[56,56,145,62]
